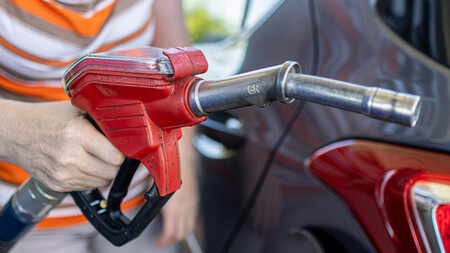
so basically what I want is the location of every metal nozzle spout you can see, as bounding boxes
[284,74,421,127]
[189,61,421,127]
[369,88,421,127]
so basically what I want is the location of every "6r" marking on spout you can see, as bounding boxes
[248,84,260,95]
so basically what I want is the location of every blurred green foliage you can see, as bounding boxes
[185,6,231,43]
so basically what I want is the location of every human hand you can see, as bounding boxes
[156,127,199,249]
[0,100,125,192]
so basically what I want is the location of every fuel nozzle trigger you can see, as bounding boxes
[70,158,173,246]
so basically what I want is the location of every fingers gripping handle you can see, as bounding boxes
[70,116,176,246]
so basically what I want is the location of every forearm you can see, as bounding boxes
[0,99,33,164]
[151,0,191,48]
[179,127,198,196]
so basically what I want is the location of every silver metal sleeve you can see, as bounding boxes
[285,74,421,127]
[189,61,420,127]
[189,65,281,116]
[11,178,66,223]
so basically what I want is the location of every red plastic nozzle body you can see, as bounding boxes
[64,47,208,196]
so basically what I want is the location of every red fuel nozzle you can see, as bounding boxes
[64,47,209,246]
[64,47,208,196]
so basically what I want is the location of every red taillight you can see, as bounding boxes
[308,140,450,252]
[410,178,450,253]
[436,205,450,252]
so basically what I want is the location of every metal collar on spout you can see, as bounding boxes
[275,61,301,104]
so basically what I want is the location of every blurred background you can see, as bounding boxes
[178,1,450,253]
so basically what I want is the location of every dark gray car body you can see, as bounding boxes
[195,0,450,252]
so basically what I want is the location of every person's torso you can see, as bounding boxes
[0,0,156,228]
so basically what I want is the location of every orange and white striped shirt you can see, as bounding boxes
[0,0,156,228]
